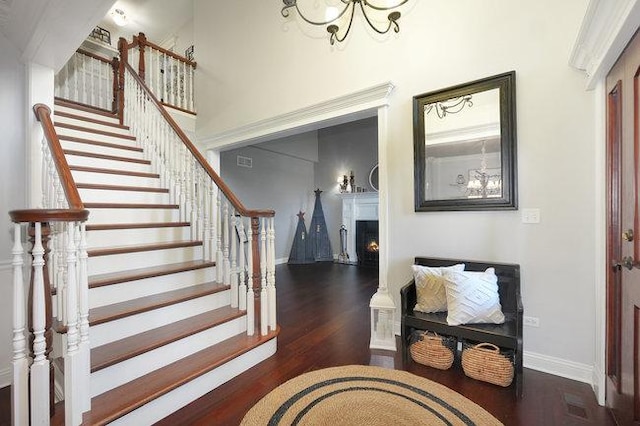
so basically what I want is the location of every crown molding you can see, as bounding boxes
[199,82,395,150]
[569,0,640,90]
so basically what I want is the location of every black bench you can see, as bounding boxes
[400,257,523,397]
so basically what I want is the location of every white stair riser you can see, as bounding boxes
[89,267,217,309]
[56,127,138,146]
[91,316,247,397]
[66,155,152,173]
[54,105,120,124]
[54,116,131,136]
[61,139,143,158]
[110,338,277,426]
[88,244,202,275]
[87,225,189,249]
[80,188,170,204]
[71,170,160,187]
[89,290,231,348]
[85,207,179,224]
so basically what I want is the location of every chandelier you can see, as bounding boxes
[424,95,473,119]
[466,141,501,198]
[281,0,409,45]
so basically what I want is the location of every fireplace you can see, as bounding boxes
[356,220,379,268]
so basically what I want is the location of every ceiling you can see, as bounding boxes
[98,0,193,46]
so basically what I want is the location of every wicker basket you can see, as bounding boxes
[409,331,456,370]
[461,342,514,387]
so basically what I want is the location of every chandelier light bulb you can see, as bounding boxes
[112,9,128,27]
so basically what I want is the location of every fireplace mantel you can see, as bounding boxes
[338,192,379,264]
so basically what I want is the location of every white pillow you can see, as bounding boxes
[412,263,465,313]
[443,268,505,326]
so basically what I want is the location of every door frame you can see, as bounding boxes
[570,0,640,405]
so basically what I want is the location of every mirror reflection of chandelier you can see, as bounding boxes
[281,0,409,45]
[467,141,501,198]
[424,95,473,119]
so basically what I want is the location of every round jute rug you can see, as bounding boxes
[241,365,503,426]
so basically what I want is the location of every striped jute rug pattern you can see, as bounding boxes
[241,365,503,426]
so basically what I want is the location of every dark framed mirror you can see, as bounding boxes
[413,71,517,211]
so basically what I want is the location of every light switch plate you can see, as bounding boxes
[522,208,541,224]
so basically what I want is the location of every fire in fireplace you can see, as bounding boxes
[356,220,379,268]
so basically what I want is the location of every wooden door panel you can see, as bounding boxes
[606,29,640,425]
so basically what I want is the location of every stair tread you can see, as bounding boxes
[89,259,215,288]
[88,240,201,257]
[77,183,169,193]
[91,306,244,372]
[55,122,136,140]
[70,165,160,178]
[86,222,190,231]
[59,135,142,153]
[54,98,117,119]
[64,149,150,164]
[54,110,130,130]
[83,330,278,426]
[84,202,179,209]
[89,281,229,326]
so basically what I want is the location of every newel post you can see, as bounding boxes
[117,37,128,125]
[137,32,147,82]
[111,57,119,113]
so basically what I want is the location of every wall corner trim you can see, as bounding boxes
[199,82,395,150]
[569,0,640,90]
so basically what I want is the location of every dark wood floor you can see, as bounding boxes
[0,263,615,425]
[157,263,615,426]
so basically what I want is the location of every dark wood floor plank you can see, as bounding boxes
[155,263,616,426]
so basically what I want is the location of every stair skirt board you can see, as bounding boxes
[89,290,231,348]
[89,268,216,309]
[109,338,277,426]
[86,225,191,248]
[91,316,247,397]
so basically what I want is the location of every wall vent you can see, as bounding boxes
[237,155,253,168]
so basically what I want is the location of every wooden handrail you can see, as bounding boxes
[123,63,274,218]
[76,48,112,65]
[10,209,89,224]
[33,104,84,210]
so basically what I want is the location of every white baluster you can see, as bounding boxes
[202,178,210,261]
[197,168,204,244]
[260,218,268,336]
[189,63,195,112]
[230,213,238,308]
[78,222,91,412]
[65,223,82,426]
[216,193,223,283]
[190,159,198,239]
[268,217,276,331]
[30,222,50,425]
[12,223,28,426]
[246,219,254,336]
[162,52,168,104]
[181,60,186,109]
[55,220,66,326]
[238,217,247,311]
[223,201,230,287]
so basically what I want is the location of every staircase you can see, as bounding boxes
[45,99,278,425]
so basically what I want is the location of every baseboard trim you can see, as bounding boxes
[0,366,11,388]
[275,257,288,265]
[592,364,605,405]
[523,350,593,384]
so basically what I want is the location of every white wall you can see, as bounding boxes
[220,133,318,261]
[0,32,26,386]
[193,0,596,374]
